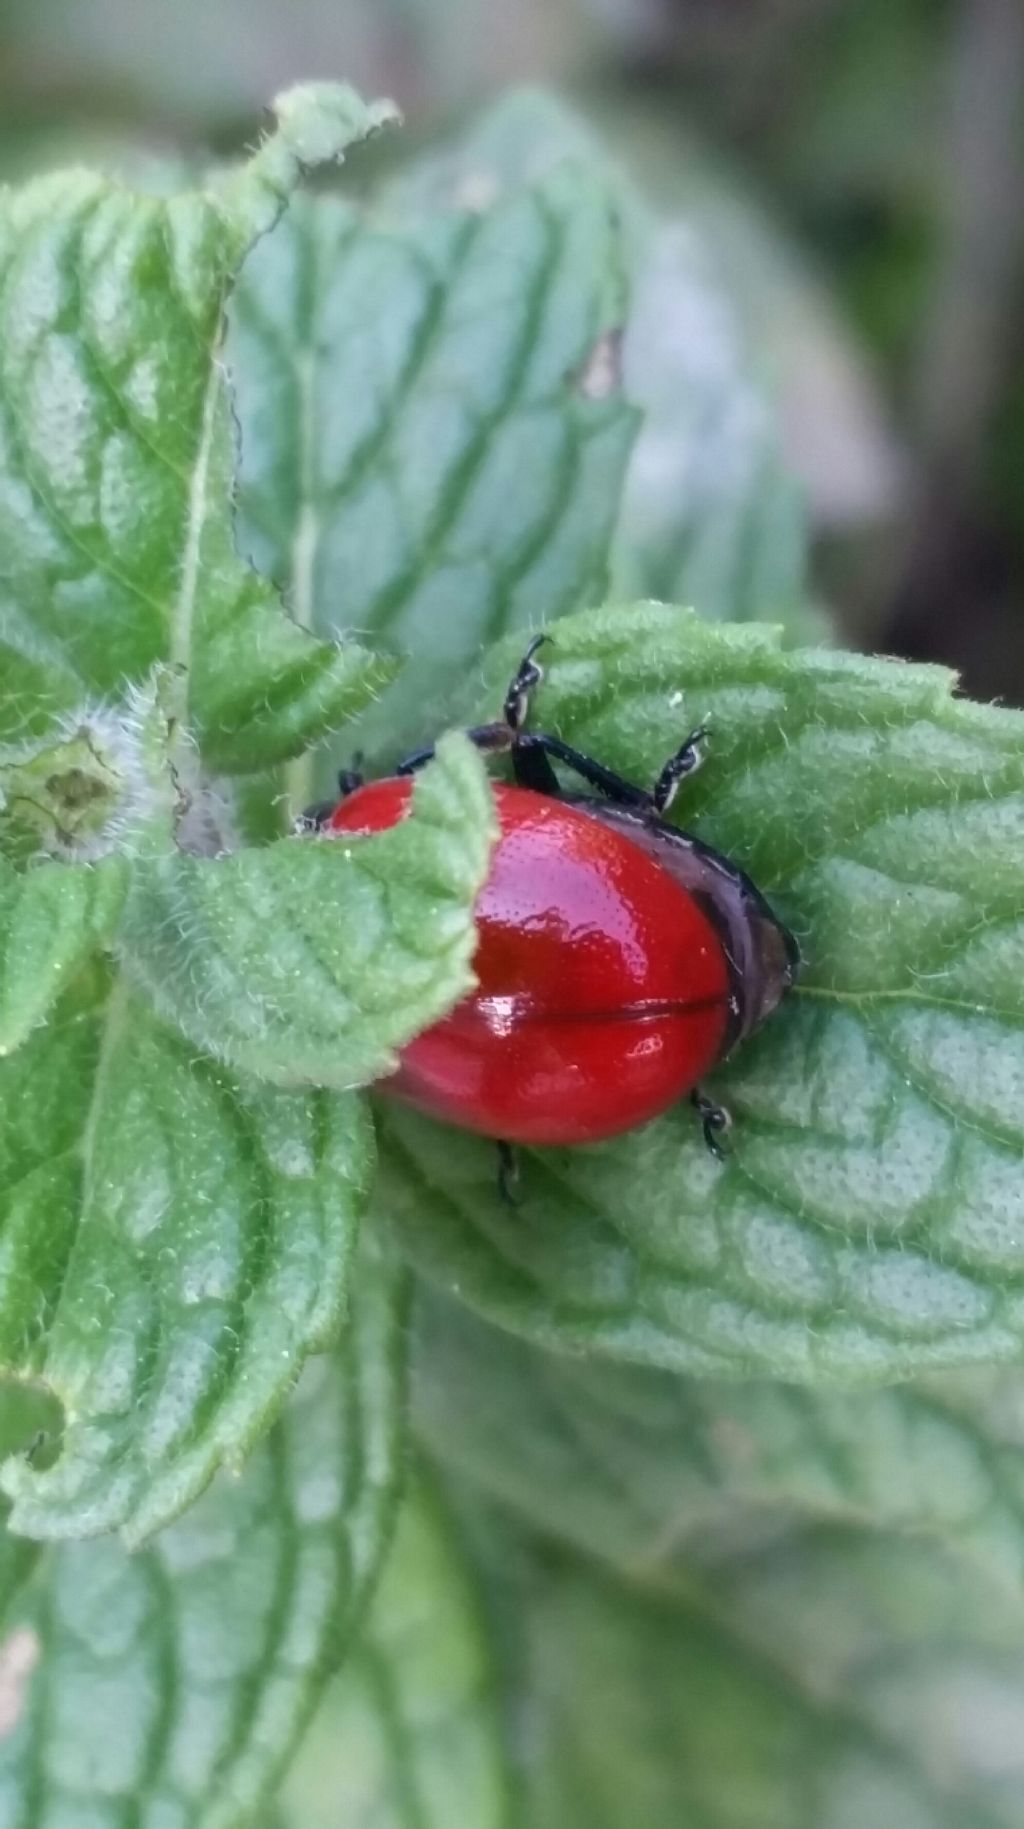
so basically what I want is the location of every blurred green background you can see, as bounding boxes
[2,0,1021,700]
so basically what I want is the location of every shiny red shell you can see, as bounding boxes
[327,778,732,1146]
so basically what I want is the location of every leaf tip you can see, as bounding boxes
[266,81,402,174]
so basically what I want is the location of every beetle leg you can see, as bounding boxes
[496,1140,521,1207]
[652,726,710,814]
[514,734,652,809]
[394,744,434,776]
[512,721,711,815]
[296,799,340,832]
[298,755,366,831]
[509,732,561,795]
[690,1088,731,1160]
[336,756,365,798]
[396,722,513,777]
[503,634,548,731]
[395,638,549,784]
[504,634,646,805]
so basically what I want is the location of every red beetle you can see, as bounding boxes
[312,639,797,1187]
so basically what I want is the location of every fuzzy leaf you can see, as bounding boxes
[0,1257,407,1827]
[0,1384,56,1610]
[0,82,396,769]
[376,602,1024,1380]
[275,1479,515,1829]
[0,728,129,864]
[0,855,125,1052]
[0,961,375,1544]
[119,731,496,1090]
[229,158,636,776]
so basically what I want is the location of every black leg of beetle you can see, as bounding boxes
[515,733,652,810]
[394,743,435,777]
[336,756,365,798]
[503,634,548,732]
[395,723,514,778]
[496,1140,521,1207]
[394,637,650,811]
[510,733,561,796]
[652,726,710,815]
[296,799,339,832]
[395,639,548,780]
[299,754,366,832]
[691,1088,731,1160]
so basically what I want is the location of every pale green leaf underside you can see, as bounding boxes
[414,1295,1024,1828]
[518,1548,1023,1829]
[119,732,496,1091]
[377,603,1024,1380]
[700,1521,1024,1828]
[230,160,637,774]
[0,962,375,1544]
[276,1479,513,1829]
[415,1292,1024,1599]
[614,225,817,638]
[0,82,396,769]
[276,1442,1024,1829]
[0,1256,407,1828]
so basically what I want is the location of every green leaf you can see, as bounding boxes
[0,963,375,1544]
[0,1255,407,1827]
[119,731,496,1090]
[0,1383,57,1611]
[0,82,396,770]
[0,729,488,1543]
[275,1477,515,1829]
[0,728,128,863]
[229,153,637,778]
[0,854,125,1053]
[514,1546,1024,1829]
[613,225,819,638]
[376,602,1024,1380]
[379,86,824,644]
[278,1449,1024,1829]
[414,1290,1024,1594]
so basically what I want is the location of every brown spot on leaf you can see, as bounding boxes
[45,767,106,812]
